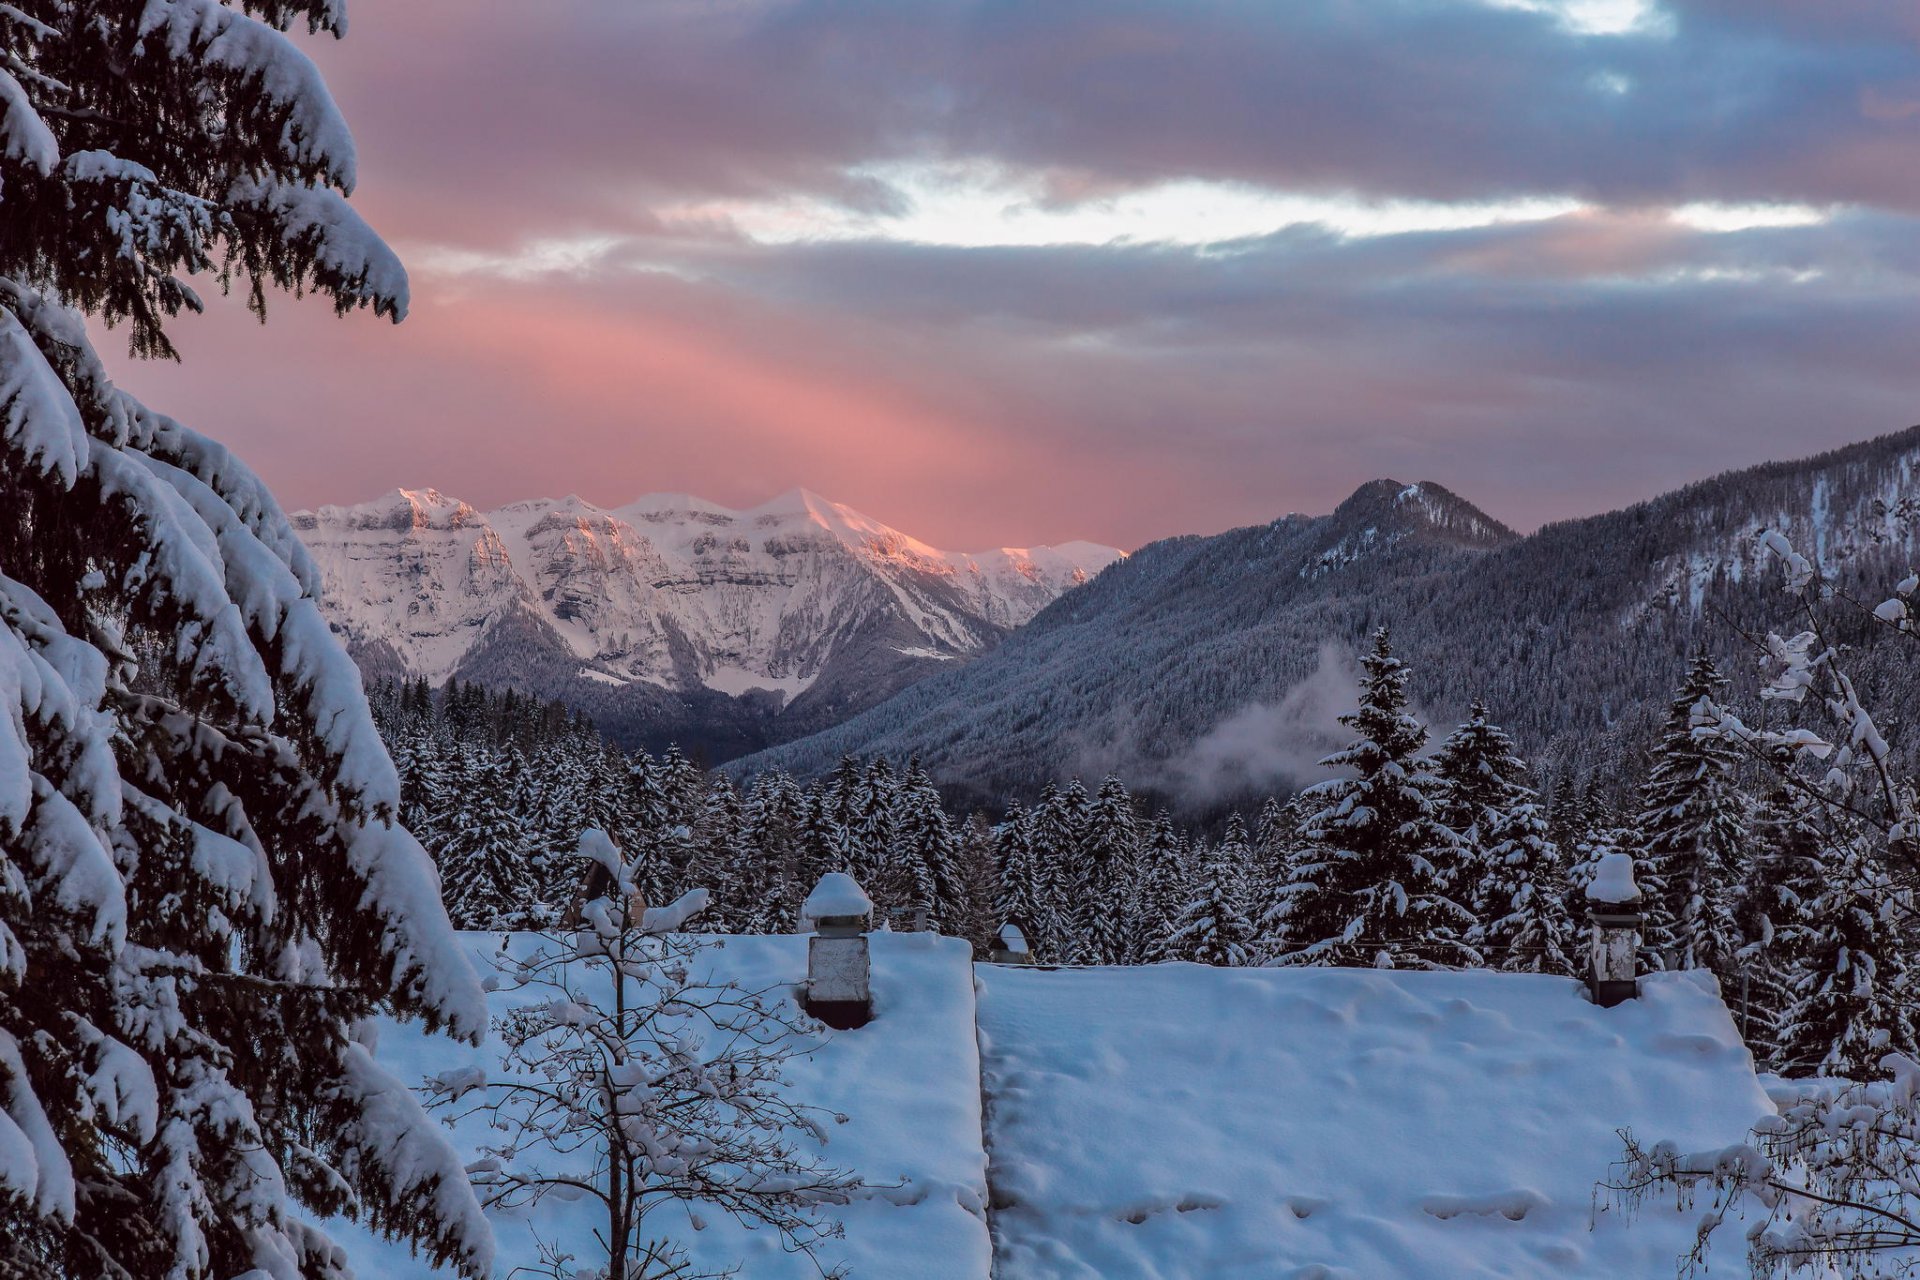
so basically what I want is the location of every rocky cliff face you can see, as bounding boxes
[291,487,1121,758]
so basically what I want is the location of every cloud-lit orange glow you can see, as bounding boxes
[97,0,1920,549]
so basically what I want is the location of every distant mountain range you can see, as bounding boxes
[291,488,1121,758]
[733,427,1920,810]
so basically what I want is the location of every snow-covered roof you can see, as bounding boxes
[803,871,874,922]
[328,937,1767,1279]
[978,964,1769,1279]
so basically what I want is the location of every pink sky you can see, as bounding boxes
[100,0,1920,551]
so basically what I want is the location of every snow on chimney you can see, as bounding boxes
[1584,852,1643,1008]
[803,873,873,1029]
[990,922,1032,965]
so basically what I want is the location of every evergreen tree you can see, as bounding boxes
[1250,796,1305,961]
[795,788,843,927]
[1635,654,1746,982]
[1165,820,1258,967]
[896,762,962,933]
[1254,796,1293,882]
[849,758,898,917]
[1032,781,1089,961]
[1274,629,1476,969]
[0,4,489,1274]
[625,751,688,908]
[1432,701,1532,869]
[1135,812,1192,963]
[690,775,747,929]
[1075,776,1139,964]
[1431,702,1567,971]
[1732,779,1824,1061]
[953,812,1004,956]
[1776,831,1918,1076]
[1471,798,1573,975]
[433,753,540,929]
[995,804,1047,958]
[740,772,808,934]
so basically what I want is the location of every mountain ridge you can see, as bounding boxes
[291,487,1122,758]
[732,426,1920,808]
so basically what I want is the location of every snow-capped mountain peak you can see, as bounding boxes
[291,488,1122,749]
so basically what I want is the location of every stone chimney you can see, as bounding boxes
[1584,851,1644,1008]
[989,922,1032,965]
[802,872,873,1029]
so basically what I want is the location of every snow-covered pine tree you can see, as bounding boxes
[1135,812,1192,963]
[1164,819,1258,967]
[896,761,962,933]
[1250,796,1305,961]
[1635,654,1746,982]
[848,757,898,918]
[795,787,843,928]
[657,744,707,829]
[688,774,746,929]
[0,4,491,1275]
[1254,795,1294,882]
[1074,776,1138,965]
[1433,702,1528,856]
[1430,702,1567,971]
[1776,828,1918,1077]
[995,803,1047,959]
[953,812,1004,956]
[623,750,680,907]
[739,771,807,934]
[1032,780,1090,961]
[397,697,460,841]
[1731,779,1824,1062]
[528,734,591,890]
[433,751,540,929]
[1471,797,1573,975]
[1275,628,1477,969]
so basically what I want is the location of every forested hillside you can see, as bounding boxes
[735,428,1920,812]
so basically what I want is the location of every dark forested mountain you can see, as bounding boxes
[732,427,1920,810]
[294,487,1118,761]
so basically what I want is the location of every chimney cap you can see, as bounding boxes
[804,872,873,928]
[1585,852,1643,906]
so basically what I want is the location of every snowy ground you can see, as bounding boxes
[331,931,991,1280]
[977,964,1772,1280]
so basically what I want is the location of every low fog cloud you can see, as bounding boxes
[1159,642,1362,807]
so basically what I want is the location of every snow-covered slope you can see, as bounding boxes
[290,488,1120,755]
[977,965,1770,1279]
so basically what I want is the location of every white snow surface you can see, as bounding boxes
[291,487,1121,692]
[331,931,990,1280]
[977,964,1770,1280]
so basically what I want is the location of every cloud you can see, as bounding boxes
[1158,643,1363,806]
[96,0,1920,555]
[309,0,1920,254]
